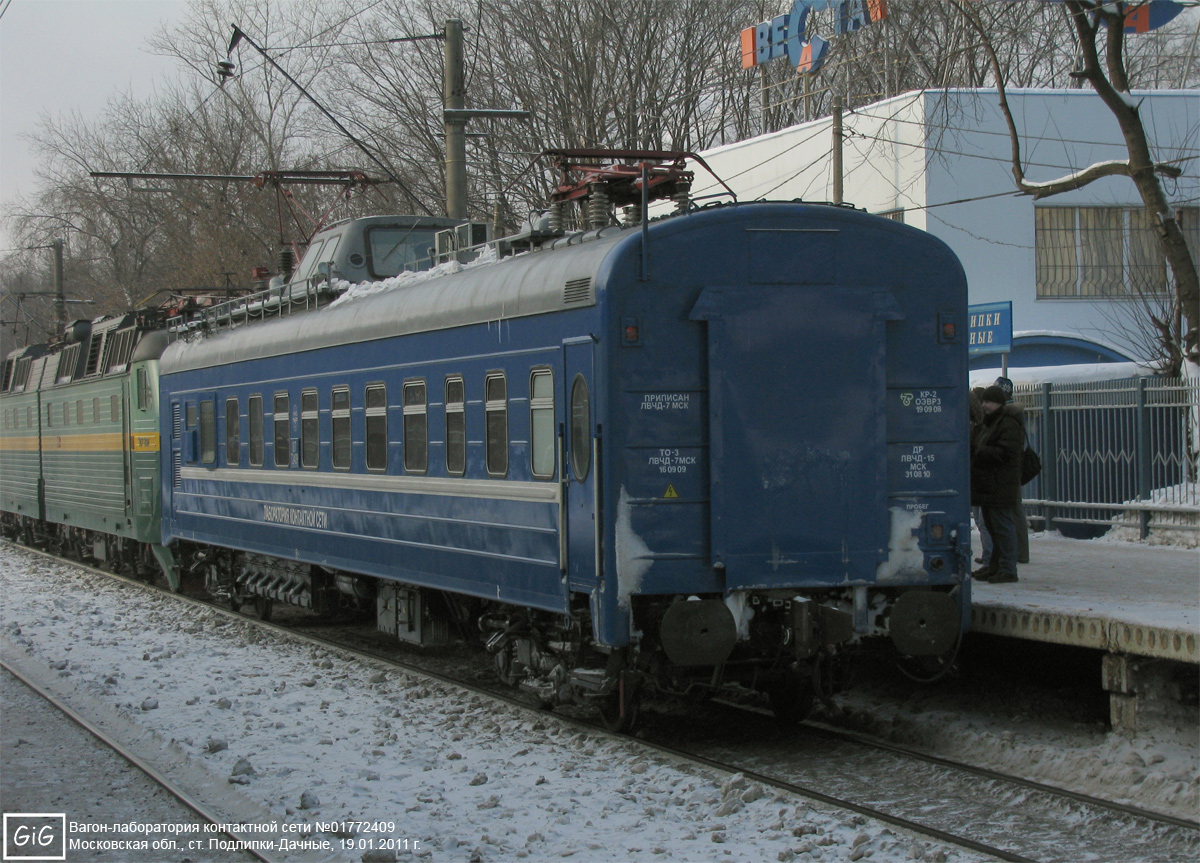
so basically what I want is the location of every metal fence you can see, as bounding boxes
[1014,375,1199,542]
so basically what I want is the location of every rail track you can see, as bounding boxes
[4,540,1197,863]
[0,661,276,863]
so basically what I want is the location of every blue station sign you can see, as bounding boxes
[968,302,1013,357]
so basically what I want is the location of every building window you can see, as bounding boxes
[403,380,428,473]
[301,389,319,469]
[273,393,290,467]
[365,384,387,472]
[225,398,240,466]
[1035,205,1198,299]
[249,395,264,467]
[485,373,507,477]
[331,387,351,470]
[445,377,465,476]
[530,369,555,479]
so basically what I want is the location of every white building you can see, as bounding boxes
[684,88,1199,368]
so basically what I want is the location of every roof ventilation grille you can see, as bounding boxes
[564,277,591,305]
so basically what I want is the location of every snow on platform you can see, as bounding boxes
[970,533,1199,663]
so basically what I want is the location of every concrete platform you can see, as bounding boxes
[969,533,1197,664]
[968,532,1198,731]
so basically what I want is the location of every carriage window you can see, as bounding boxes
[186,403,198,429]
[365,385,387,471]
[331,387,351,470]
[225,398,240,466]
[530,370,554,479]
[445,377,465,476]
[301,389,319,469]
[570,375,591,482]
[403,380,428,473]
[199,400,216,464]
[273,393,290,467]
[249,394,264,466]
[485,373,507,477]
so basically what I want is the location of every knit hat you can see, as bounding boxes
[993,376,1014,397]
[981,385,1009,405]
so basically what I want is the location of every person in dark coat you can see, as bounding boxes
[971,385,1024,583]
[993,377,1030,563]
[969,387,992,565]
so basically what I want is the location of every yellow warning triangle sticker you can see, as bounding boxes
[664,484,679,499]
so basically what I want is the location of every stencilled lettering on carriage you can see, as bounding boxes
[899,445,936,480]
[647,449,697,474]
[262,505,329,529]
[640,393,690,411]
[899,390,942,414]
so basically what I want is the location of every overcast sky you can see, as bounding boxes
[0,0,188,251]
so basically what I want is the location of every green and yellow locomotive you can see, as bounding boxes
[1,313,175,583]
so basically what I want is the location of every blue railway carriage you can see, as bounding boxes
[1,315,175,580]
[158,201,971,726]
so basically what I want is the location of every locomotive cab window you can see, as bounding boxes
[365,384,387,472]
[200,400,216,464]
[249,394,264,467]
[273,393,290,468]
[403,380,428,473]
[445,377,465,476]
[530,369,555,479]
[485,373,508,477]
[570,374,591,482]
[301,389,319,469]
[225,398,240,466]
[331,387,351,470]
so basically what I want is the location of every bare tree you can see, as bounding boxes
[952,0,1198,372]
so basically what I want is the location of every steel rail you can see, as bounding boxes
[798,717,1200,833]
[4,541,1192,859]
[0,660,279,863]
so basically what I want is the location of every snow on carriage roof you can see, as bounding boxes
[161,230,626,375]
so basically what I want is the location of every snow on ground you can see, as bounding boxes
[0,546,980,863]
[826,672,1199,824]
[892,529,1200,821]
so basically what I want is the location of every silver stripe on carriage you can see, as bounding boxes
[178,466,561,504]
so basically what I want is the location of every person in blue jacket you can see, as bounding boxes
[971,385,1024,584]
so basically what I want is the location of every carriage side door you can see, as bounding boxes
[563,338,599,594]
